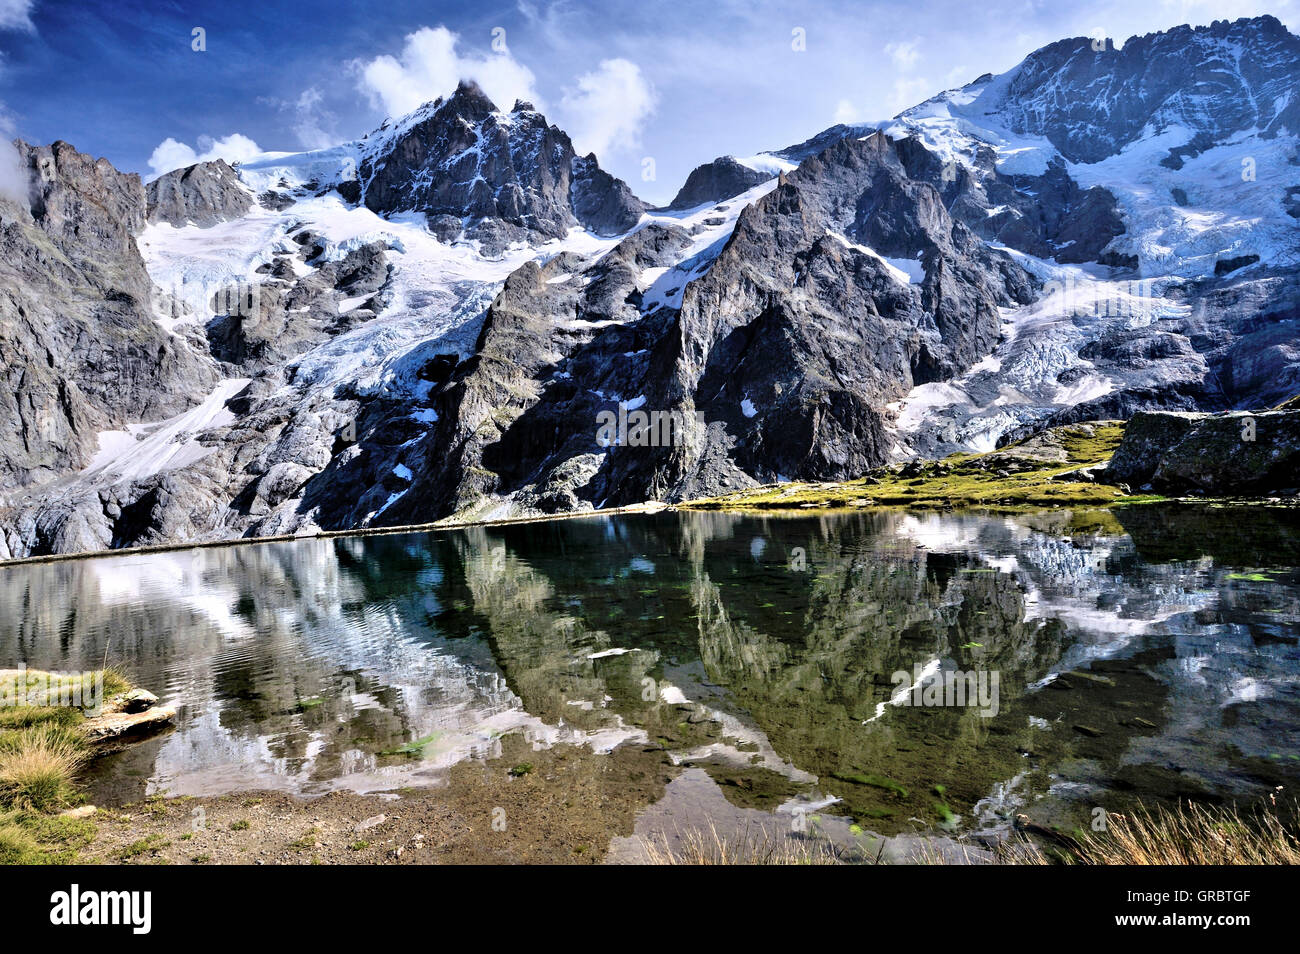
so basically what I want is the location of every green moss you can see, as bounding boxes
[119,833,169,859]
[682,423,1142,513]
[381,731,444,757]
[832,773,909,798]
[288,827,320,852]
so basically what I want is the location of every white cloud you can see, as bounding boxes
[558,58,656,159]
[0,107,28,204]
[833,98,871,125]
[289,87,335,150]
[146,133,263,180]
[889,77,935,114]
[356,25,540,119]
[885,39,922,71]
[0,0,35,32]
[254,87,337,151]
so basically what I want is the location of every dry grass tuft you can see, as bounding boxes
[0,724,87,813]
[1078,796,1300,865]
[640,824,850,865]
[642,796,1300,866]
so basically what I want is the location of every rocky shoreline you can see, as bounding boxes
[4,409,1298,571]
[81,739,671,866]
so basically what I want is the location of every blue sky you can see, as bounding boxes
[0,0,1295,203]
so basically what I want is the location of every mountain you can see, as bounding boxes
[1,16,1298,559]
[969,16,1300,164]
[0,141,217,496]
[354,81,644,251]
[370,131,1033,525]
[665,156,773,210]
[147,159,252,227]
[872,15,1300,454]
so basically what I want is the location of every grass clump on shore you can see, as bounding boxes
[0,724,86,812]
[0,667,131,863]
[644,795,1300,865]
[1076,797,1300,865]
[681,422,1157,513]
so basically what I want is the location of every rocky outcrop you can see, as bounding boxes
[0,141,217,493]
[207,234,393,372]
[993,16,1300,164]
[146,159,253,227]
[667,157,769,210]
[570,154,645,234]
[357,83,644,251]
[367,130,1035,523]
[890,137,1127,264]
[83,686,177,751]
[772,123,876,163]
[1104,409,1300,495]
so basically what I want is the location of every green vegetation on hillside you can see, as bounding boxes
[0,667,130,863]
[684,422,1156,512]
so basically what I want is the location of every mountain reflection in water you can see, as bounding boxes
[1,505,1298,842]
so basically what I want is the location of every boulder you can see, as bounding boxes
[1104,409,1300,495]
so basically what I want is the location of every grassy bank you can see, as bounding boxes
[643,796,1300,865]
[0,667,130,863]
[681,422,1164,512]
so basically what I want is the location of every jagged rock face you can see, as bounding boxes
[1104,409,1300,494]
[146,159,252,227]
[361,132,1034,523]
[3,18,1299,561]
[570,154,644,234]
[667,157,769,210]
[207,236,393,373]
[0,141,216,493]
[773,123,876,163]
[997,16,1300,164]
[355,230,686,525]
[1005,266,1300,441]
[890,137,1126,264]
[357,83,643,250]
[626,134,1033,497]
[876,15,1300,458]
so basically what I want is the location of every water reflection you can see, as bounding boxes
[1,505,1298,839]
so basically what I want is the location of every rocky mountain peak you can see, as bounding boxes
[987,14,1300,163]
[666,156,770,210]
[0,140,216,500]
[355,80,644,251]
[146,159,252,228]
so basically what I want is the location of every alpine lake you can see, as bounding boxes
[2,503,1298,862]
